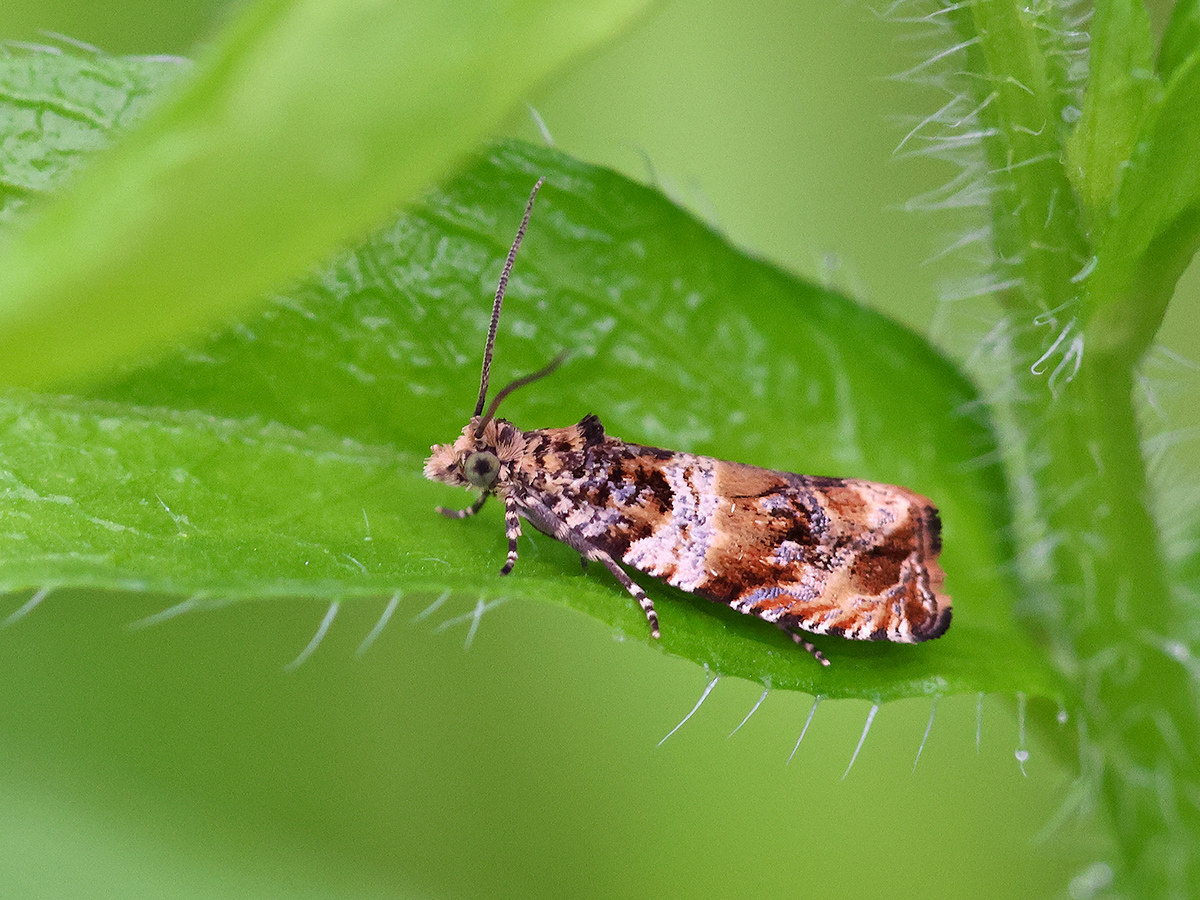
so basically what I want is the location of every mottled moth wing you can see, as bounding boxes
[518,415,951,644]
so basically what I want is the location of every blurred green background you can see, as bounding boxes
[3,1,1195,897]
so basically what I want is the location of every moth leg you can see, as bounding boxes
[437,493,488,519]
[779,625,830,667]
[590,551,661,639]
[499,494,522,576]
[519,496,660,639]
[579,556,588,572]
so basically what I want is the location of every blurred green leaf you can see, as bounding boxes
[0,52,183,226]
[1110,51,1200,257]
[1065,0,1157,224]
[0,0,653,387]
[1084,49,1200,359]
[1159,0,1200,82]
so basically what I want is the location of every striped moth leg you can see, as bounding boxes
[437,494,488,519]
[780,627,830,667]
[499,494,521,576]
[520,495,661,639]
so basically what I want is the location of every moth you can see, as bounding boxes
[424,179,951,664]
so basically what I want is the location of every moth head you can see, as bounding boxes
[423,417,521,491]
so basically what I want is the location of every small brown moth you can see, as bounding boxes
[424,179,951,664]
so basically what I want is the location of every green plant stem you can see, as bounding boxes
[950,2,1200,894]
[1033,353,1200,898]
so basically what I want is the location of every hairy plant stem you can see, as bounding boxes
[1044,354,1197,895]
[945,2,1200,894]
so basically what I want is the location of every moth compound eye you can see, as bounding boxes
[463,451,501,488]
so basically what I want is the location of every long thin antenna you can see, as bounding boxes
[475,351,567,437]
[474,177,546,418]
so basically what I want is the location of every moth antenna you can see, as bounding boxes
[475,351,568,437]
[474,176,546,418]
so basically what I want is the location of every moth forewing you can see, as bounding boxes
[424,180,951,665]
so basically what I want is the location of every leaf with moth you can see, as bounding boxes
[0,54,1055,700]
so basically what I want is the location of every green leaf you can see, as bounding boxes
[1159,0,1200,82]
[0,52,1055,702]
[0,0,653,388]
[1108,51,1200,257]
[0,52,184,226]
[1065,0,1158,226]
[1082,49,1200,359]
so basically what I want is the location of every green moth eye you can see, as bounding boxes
[463,451,500,488]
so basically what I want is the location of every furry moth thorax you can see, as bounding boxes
[423,179,951,665]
